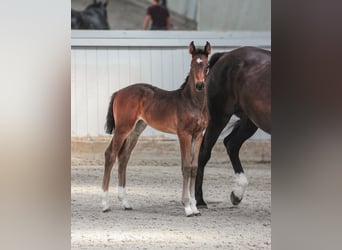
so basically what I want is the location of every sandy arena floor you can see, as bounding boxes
[71,139,271,249]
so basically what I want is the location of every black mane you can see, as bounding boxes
[179,75,189,90]
[194,48,208,56]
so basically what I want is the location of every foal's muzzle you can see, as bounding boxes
[195,82,205,91]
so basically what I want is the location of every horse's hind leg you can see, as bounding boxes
[101,131,131,212]
[117,120,147,210]
[223,118,257,205]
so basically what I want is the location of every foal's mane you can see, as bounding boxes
[179,75,189,90]
[193,48,208,56]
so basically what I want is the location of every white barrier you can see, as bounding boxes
[71,31,270,138]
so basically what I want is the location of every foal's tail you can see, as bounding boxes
[105,93,116,134]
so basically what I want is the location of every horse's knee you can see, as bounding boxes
[104,150,115,168]
[118,154,129,164]
[182,166,192,177]
[191,167,198,178]
[104,148,112,160]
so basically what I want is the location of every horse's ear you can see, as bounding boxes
[204,41,211,55]
[189,41,196,55]
[104,0,109,7]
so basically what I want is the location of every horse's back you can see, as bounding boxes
[235,47,271,133]
[115,83,170,99]
[112,83,180,134]
[208,46,271,134]
[114,83,155,104]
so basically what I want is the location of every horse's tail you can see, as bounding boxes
[105,93,116,134]
[209,52,225,69]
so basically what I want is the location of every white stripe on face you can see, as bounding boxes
[196,58,203,64]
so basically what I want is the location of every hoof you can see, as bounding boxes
[186,213,195,217]
[124,207,133,210]
[196,199,208,209]
[230,191,242,205]
[102,208,111,213]
[194,212,201,216]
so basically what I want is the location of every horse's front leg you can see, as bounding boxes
[189,133,203,216]
[178,133,193,217]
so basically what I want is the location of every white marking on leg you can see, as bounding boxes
[232,173,249,199]
[184,204,193,217]
[101,191,110,212]
[118,186,132,209]
[190,197,200,215]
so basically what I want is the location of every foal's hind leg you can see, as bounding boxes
[223,118,257,205]
[101,131,131,212]
[117,121,146,210]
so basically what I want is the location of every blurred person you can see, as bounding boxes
[143,0,171,30]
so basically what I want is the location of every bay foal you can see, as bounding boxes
[101,41,211,216]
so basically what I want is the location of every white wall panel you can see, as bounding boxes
[85,49,98,136]
[140,49,152,84]
[71,31,271,139]
[107,49,120,92]
[96,48,110,136]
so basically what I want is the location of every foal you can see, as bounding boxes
[101,41,211,216]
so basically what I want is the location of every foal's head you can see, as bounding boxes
[188,41,211,91]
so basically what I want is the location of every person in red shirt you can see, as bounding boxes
[143,0,171,30]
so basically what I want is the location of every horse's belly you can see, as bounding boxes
[150,123,177,134]
[142,116,177,134]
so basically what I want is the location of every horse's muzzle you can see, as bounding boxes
[195,82,205,91]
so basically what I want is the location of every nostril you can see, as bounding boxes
[195,82,205,90]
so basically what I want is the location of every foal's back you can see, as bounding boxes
[113,83,183,134]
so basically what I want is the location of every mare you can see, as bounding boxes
[71,0,110,30]
[195,46,271,208]
[101,41,211,217]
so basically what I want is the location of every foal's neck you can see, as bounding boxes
[182,75,207,108]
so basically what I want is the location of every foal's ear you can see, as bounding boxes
[189,41,196,55]
[204,41,211,55]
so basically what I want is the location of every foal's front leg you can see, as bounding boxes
[178,133,195,217]
[189,134,203,216]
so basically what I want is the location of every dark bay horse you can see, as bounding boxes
[71,0,110,30]
[102,41,211,217]
[195,46,271,208]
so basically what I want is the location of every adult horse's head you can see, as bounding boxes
[188,41,211,91]
[71,0,110,30]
